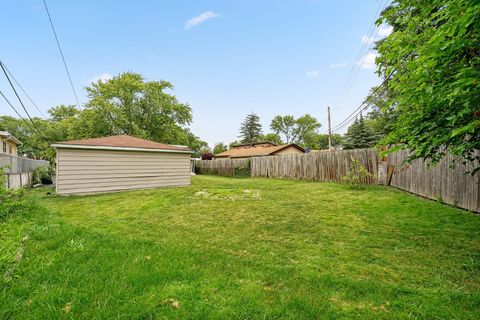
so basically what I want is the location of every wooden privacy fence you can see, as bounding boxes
[195,159,251,177]
[388,149,479,213]
[251,148,379,184]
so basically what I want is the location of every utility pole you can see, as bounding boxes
[327,106,332,150]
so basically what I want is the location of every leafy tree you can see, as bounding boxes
[259,133,283,144]
[213,142,228,155]
[306,133,344,150]
[85,72,192,144]
[293,114,321,146]
[363,86,396,145]
[343,114,376,149]
[229,140,241,148]
[239,113,263,143]
[270,115,296,143]
[376,0,480,169]
[48,105,79,122]
[1,72,207,161]
[270,114,321,146]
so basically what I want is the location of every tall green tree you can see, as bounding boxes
[306,133,344,150]
[1,72,207,161]
[294,114,321,146]
[270,114,321,146]
[239,113,263,143]
[259,132,283,145]
[270,115,296,143]
[213,142,228,155]
[85,72,192,143]
[343,114,376,149]
[376,0,480,169]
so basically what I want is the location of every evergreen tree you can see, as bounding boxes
[343,114,376,149]
[239,113,263,143]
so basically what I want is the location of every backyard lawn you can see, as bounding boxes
[1,175,479,319]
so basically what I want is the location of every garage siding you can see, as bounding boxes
[56,148,191,195]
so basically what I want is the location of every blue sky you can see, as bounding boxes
[1,0,391,146]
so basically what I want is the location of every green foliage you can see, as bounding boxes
[0,169,35,222]
[239,113,263,143]
[259,132,283,145]
[343,114,376,149]
[0,72,208,161]
[32,166,53,185]
[376,0,480,169]
[212,142,228,155]
[305,133,344,150]
[270,115,296,143]
[342,159,375,189]
[270,114,321,146]
[363,86,397,145]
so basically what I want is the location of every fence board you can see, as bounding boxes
[388,149,479,213]
[251,148,379,184]
[195,159,250,177]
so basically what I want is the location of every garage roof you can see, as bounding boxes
[52,135,192,153]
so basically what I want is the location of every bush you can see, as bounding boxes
[342,159,374,189]
[0,169,36,221]
[32,166,53,185]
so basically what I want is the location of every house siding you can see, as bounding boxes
[272,145,304,156]
[1,138,18,156]
[56,148,191,195]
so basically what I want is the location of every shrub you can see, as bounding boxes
[32,166,53,185]
[0,169,36,221]
[342,159,374,189]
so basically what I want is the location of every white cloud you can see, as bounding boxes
[361,35,376,45]
[185,11,221,30]
[305,70,320,78]
[329,61,348,68]
[90,73,112,84]
[358,52,378,69]
[378,24,393,37]
[360,24,393,45]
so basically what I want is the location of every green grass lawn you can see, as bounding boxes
[1,176,479,319]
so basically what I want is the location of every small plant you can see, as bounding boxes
[33,166,53,185]
[0,168,36,221]
[342,159,374,189]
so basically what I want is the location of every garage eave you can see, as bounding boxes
[51,144,194,154]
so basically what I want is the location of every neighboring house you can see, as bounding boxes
[213,142,305,160]
[52,135,193,196]
[0,131,21,156]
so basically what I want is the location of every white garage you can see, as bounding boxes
[52,135,192,195]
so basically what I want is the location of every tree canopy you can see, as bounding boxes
[0,72,207,160]
[239,113,263,143]
[376,0,480,168]
[343,114,376,150]
[270,114,321,147]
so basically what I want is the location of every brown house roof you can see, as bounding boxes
[214,142,304,158]
[52,135,191,152]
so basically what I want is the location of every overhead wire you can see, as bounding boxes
[334,0,388,109]
[0,59,46,118]
[0,89,37,133]
[0,61,48,140]
[42,0,81,109]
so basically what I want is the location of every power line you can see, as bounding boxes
[335,0,388,109]
[0,61,47,139]
[42,0,81,109]
[0,59,47,118]
[331,64,407,133]
[0,89,36,133]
